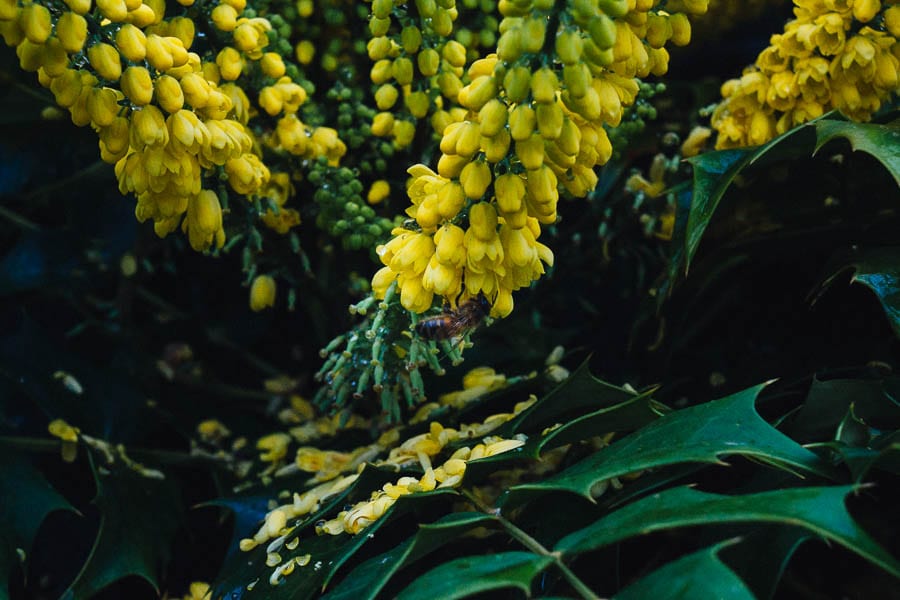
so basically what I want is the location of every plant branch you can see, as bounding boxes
[461,489,603,600]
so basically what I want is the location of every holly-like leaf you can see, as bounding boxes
[814,119,900,187]
[554,485,900,579]
[613,541,754,600]
[683,117,822,269]
[323,512,496,600]
[835,248,900,342]
[504,359,638,436]
[785,374,900,442]
[722,526,811,600]
[394,551,552,600]
[503,384,833,506]
[0,454,74,600]
[62,450,181,600]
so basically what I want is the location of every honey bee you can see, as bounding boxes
[415,294,492,341]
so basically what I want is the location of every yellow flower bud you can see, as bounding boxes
[168,16,195,48]
[57,12,88,53]
[515,133,544,170]
[669,13,691,47]
[88,42,122,81]
[216,46,243,80]
[400,25,422,53]
[536,102,563,140]
[478,99,508,137]
[63,0,92,14]
[495,172,524,214]
[41,38,69,77]
[405,90,429,118]
[20,4,52,44]
[431,7,452,36]
[437,181,465,219]
[366,35,391,61]
[481,129,511,163]
[526,165,558,205]
[391,56,414,85]
[496,27,522,62]
[371,112,395,137]
[50,69,82,107]
[645,13,670,49]
[509,104,536,141]
[588,15,617,50]
[249,275,277,311]
[503,65,531,103]
[370,58,392,84]
[0,0,18,21]
[179,72,211,108]
[530,68,558,104]
[469,202,498,240]
[260,52,286,78]
[295,39,314,64]
[562,64,590,99]
[852,0,880,23]
[455,121,481,157]
[127,4,157,27]
[16,39,43,72]
[96,0,127,21]
[233,22,260,52]
[211,3,238,31]
[375,83,399,110]
[886,6,900,37]
[99,115,130,154]
[437,153,467,178]
[372,0,392,19]
[367,180,390,205]
[442,40,466,68]
[120,65,153,104]
[185,189,225,251]
[555,29,583,65]
[460,161,491,200]
[458,75,498,111]
[131,104,168,147]
[143,34,172,71]
[437,71,463,100]
[115,24,147,62]
[369,15,390,37]
[521,17,546,54]
[87,86,119,126]
[417,48,440,76]
[154,74,184,113]
[392,120,416,147]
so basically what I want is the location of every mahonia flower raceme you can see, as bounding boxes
[370,0,707,318]
[0,0,344,250]
[713,0,900,148]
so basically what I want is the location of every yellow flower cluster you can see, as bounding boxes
[0,0,345,250]
[366,0,460,147]
[713,0,900,149]
[372,0,706,317]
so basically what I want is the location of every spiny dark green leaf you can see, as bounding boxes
[324,513,496,600]
[684,118,819,269]
[505,359,638,436]
[554,485,900,579]
[835,404,871,447]
[832,248,900,343]
[722,526,811,600]
[62,450,181,600]
[525,392,664,458]
[814,119,900,187]
[0,454,74,600]
[613,541,754,600]
[394,551,552,600]
[832,444,900,482]
[503,384,833,506]
[785,375,900,442]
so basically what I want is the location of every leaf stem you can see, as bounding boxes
[461,489,603,600]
